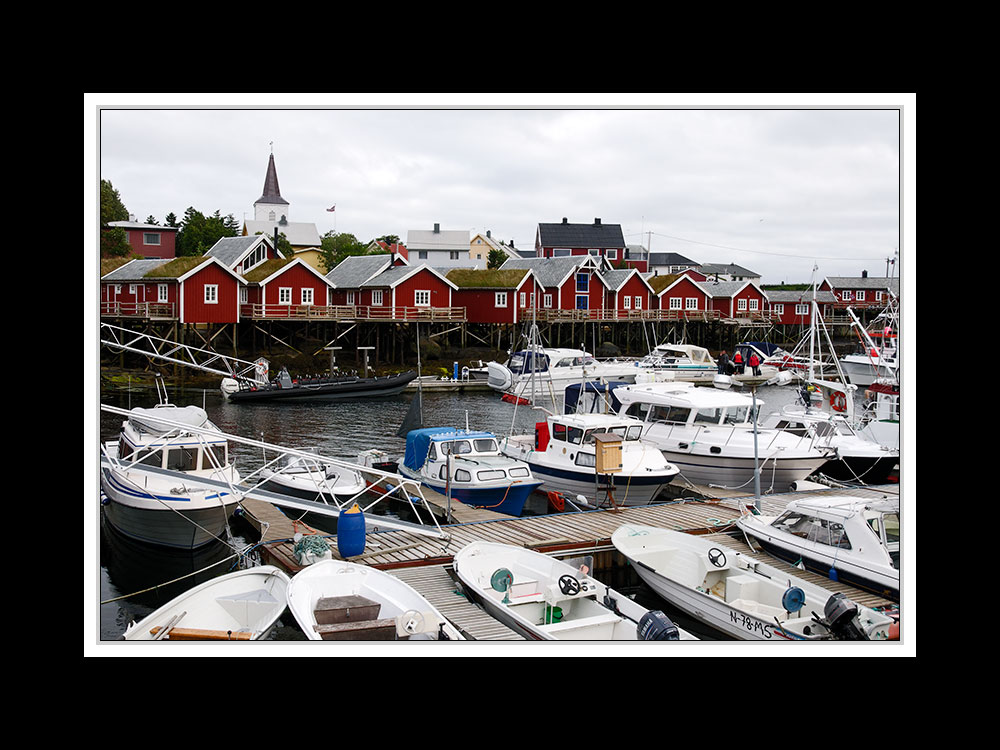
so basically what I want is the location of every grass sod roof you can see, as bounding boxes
[239,257,293,283]
[141,255,209,279]
[645,273,681,295]
[445,268,529,288]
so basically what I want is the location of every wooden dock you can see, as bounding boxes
[238,483,900,639]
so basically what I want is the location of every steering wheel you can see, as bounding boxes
[558,574,581,596]
[398,609,425,634]
[708,547,727,567]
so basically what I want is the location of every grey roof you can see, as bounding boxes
[537,219,625,249]
[325,254,395,288]
[647,251,699,266]
[101,259,169,281]
[407,227,470,250]
[826,276,900,294]
[107,220,178,231]
[764,289,838,304]
[697,263,760,278]
[244,220,321,248]
[598,269,637,292]
[697,279,758,297]
[500,255,593,288]
[361,263,456,289]
[205,235,272,268]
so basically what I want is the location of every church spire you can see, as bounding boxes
[256,151,289,207]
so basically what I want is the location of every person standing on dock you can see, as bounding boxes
[733,350,744,374]
[748,351,761,376]
[717,351,729,375]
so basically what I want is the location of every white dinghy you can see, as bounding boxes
[611,525,896,642]
[286,559,464,641]
[453,540,696,641]
[123,565,291,641]
[736,495,900,602]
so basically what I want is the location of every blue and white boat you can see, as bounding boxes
[398,428,542,516]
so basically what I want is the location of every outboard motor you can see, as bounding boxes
[638,610,680,641]
[820,592,868,641]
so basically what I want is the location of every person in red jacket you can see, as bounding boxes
[748,351,761,376]
[733,350,744,374]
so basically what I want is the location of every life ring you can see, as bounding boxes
[829,391,847,412]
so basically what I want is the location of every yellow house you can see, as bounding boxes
[471,231,521,264]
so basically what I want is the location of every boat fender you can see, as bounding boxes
[637,610,680,641]
[781,586,806,613]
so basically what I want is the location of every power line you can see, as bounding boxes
[625,230,887,262]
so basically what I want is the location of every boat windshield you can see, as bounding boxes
[473,438,498,452]
[582,425,642,443]
[647,404,691,424]
[552,423,584,444]
[164,446,201,472]
[771,511,852,550]
[440,440,473,455]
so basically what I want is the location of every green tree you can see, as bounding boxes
[145,215,159,225]
[101,226,133,257]
[165,212,180,228]
[175,207,239,257]
[101,179,129,225]
[255,230,293,256]
[319,231,367,272]
[487,247,507,269]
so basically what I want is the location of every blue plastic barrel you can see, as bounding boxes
[337,504,366,558]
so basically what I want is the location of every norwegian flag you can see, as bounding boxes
[326,205,336,212]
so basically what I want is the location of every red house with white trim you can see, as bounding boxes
[702,280,768,319]
[446,268,541,324]
[500,255,610,313]
[648,274,710,314]
[241,257,333,315]
[600,268,654,315]
[359,263,457,317]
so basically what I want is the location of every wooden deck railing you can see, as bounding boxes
[100,301,176,318]
[239,304,467,322]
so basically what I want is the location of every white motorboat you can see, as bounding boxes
[736,495,900,602]
[761,388,898,485]
[840,305,898,387]
[487,345,638,403]
[611,525,897,641]
[633,343,717,382]
[398,428,542,516]
[285,559,464,641]
[122,565,291,641]
[612,382,833,493]
[258,448,369,531]
[500,411,679,507]
[453,540,696,641]
[100,402,243,550]
[858,379,900,452]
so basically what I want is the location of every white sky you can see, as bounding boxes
[87,94,913,286]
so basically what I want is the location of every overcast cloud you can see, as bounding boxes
[89,95,911,285]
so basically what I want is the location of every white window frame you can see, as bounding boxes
[495,292,508,307]
[519,291,526,308]
[748,298,759,312]
[414,289,431,307]
[634,296,642,310]
[129,284,138,295]
[623,295,631,309]
[606,248,617,260]
[795,303,809,316]
[543,293,553,308]
[301,288,314,306]
[669,297,682,310]
[737,298,748,311]
[856,290,866,302]
[158,284,168,302]
[204,284,219,304]
[773,303,784,316]
[347,291,355,304]
[685,297,698,310]
[279,287,292,305]
[240,286,248,304]
[372,290,383,305]
[143,232,161,245]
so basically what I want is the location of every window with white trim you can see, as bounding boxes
[543,293,553,308]
[158,284,168,302]
[669,297,682,310]
[414,290,431,307]
[495,292,508,307]
[686,297,698,310]
[372,290,383,305]
[749,298,759,312]
[240,286,247,304]
[129,284,138,295]
[856,290,866,302]
[143,232,161,245]
[773,303,784,316]
[737,298,748,311]
[204,284,218,304]
[795,303,809,315]
[347,291,355,304]
[279,287,292,304]
[607,249,617,260]
[519,292,526,308]
[301,288,314,305]
[623,296,631,309]
[634,296,642,310]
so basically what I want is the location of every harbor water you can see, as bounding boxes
[95,380,855,642]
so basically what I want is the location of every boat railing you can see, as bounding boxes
[647,419,811,454]
[101,404,450,540]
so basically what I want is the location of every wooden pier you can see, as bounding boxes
[238,482,900,639]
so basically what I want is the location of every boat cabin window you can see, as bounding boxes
[454,469,471,482]
[649,405,691,424]
[554,357,578,367]
[204,444,227,469]
[625,402,650,420]
[722,406,751,425]
[477,469,506,481]
[773,511,852,549]
[582,425,641,444]
[440,440,473,456]
[509,467,529,478]
[775,419,810,437]
[473,438,498,452]
[552,423,583,444]
[693,408,723,425]
[575,452,596,467]
[164,446,200,472]
[868,512,900,546]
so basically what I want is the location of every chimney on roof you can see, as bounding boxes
[594,218,601,226]
[486,230,491,238]
[562,217,568,224]
[434,223,440,233]
[862,269,868,278]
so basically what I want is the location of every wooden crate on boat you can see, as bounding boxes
[314,594,381,625]
[314,618,398,641]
